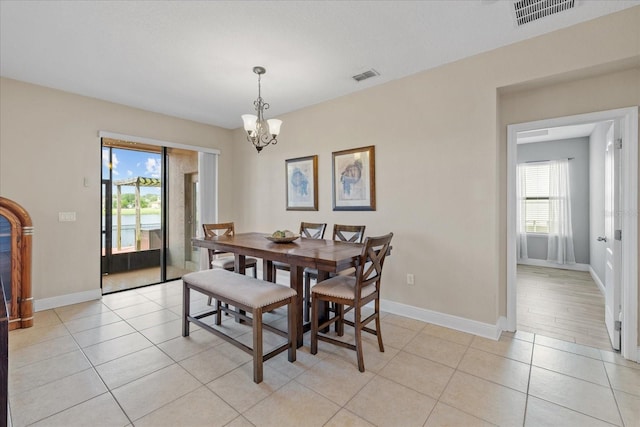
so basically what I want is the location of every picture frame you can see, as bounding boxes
[332,145,376,211]
[285,155,318,211]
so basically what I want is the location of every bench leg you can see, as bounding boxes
[253,307,263,383]
[215,299,222,325]
[182,283,190,337]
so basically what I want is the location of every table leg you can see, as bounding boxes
[234,254,247,274]
[290,264,304,347]
[262,259,274,282]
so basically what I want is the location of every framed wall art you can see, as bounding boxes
[285,155,318,211]
[332,145,376,211]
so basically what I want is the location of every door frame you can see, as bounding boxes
[99,131,220,290]
[506,107,638,362]
[604,122,622,350]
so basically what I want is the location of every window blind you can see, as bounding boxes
[523,162,550,233]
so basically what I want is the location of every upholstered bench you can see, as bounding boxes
[182,268,297,383]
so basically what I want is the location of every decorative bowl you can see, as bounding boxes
[265,234,300,243]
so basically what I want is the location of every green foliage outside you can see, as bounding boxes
[101,194,161,215]
[112,193,159,209]
[111,208,161,215]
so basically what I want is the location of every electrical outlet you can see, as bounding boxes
[407,273,415,286]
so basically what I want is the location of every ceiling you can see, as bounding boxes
[1,1,638,130]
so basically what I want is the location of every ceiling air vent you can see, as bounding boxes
[513,0,575,26]
[352,69,379,82]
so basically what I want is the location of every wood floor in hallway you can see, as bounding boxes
[517,264,613,351]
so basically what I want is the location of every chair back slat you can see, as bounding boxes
[202,222,235,263]
[333,224,366,243]
[300,222,327,239]
[202,222,234,238]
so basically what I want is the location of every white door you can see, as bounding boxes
[604,121,621,351]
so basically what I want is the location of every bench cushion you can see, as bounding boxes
[183,269,296,309]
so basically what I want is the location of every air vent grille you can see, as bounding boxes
[352,69,379,82]
[513,0,575,26]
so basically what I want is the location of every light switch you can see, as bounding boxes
[58,212,77,222]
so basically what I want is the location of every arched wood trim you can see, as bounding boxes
[0,197,33,330]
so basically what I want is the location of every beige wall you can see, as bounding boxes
[0,7,638,335]
[230,7,640,328]
[0,78,233,300]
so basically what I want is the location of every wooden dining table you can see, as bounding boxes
[191,232,364,347]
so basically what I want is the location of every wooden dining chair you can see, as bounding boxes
[302,224,366,322]
[270,222,327,283]
[202,222,258,305]
[310,232,393,372]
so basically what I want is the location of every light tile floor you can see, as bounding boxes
[7,280,640,427]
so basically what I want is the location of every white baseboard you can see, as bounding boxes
[34,289,102,312]
[380,299,504,340]
[589,266,606,296]
[518,258,590,272]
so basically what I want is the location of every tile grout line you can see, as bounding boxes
[123,293,291,424]
[62,297,195,425]
[21,307,135,427]
[521,332,537,427]
[81,295,239,425]
[430,337,501,426]
[61,303,135,427]
[601,358,627,427]
[527,363,628,426]
[326,342,403,424]
[9,281,637,427]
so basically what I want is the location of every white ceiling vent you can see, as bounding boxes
[513,0,576,26]
[352,69,380,82]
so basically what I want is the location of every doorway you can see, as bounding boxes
[101,138,202,293]
[507,107,638,361]
[101,141,163,292]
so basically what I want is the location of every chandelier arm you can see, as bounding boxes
[246,133,278,153]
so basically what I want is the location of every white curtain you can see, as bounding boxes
[198,152,218,270]
[547,159,576,265]
[516,164,528,261]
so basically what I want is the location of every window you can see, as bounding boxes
[522,162,550,233]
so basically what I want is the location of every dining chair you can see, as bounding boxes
[310,232,393,372]
[302,224,366,322]
[202,222,258,305]
[270,222,327,283]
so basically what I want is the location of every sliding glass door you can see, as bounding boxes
[101,141,163,292]
[101,137,211,293]
[165,147,199,281]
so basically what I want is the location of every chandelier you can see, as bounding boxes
[241,66,282,153]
